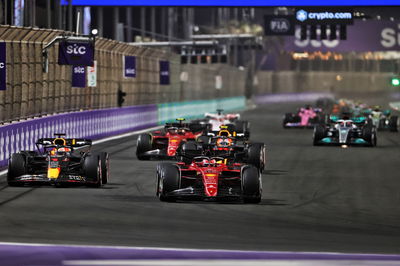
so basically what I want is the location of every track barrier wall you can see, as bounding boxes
[0,96,245,168]
[0,25,245,123]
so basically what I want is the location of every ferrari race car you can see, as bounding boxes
[136,118,208,160]
[7,134,109,187]
[313,119,377,147]
[156,156,262,203]
[283,105,324,128]
[192,109,250,139]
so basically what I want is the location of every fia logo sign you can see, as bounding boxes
[264,15,294,36]
[270,18,290,33]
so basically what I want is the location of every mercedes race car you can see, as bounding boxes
[191,109,250,139]
[7,134,109,187]
[283,105,324,128]
[156,156,261,203]
[313,120,377,147]
[136,118,208,160]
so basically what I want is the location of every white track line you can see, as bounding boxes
[0,241,397,259]
[0,125,163,177]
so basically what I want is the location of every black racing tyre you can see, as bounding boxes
[313,125,325,146]
[234,120,247,133]
[7,153,26,187]
[247,143,265,172]
[389,116,398,132]
[99,152,110,184]
[378,119,386,131]
[83,155,102,187]
[136,133,152,160]
[242,166,261,204]
[362,125,377,147]
[157,163,180,202]
[283,113,293,128]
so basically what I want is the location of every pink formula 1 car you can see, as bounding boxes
[283,105,324,128]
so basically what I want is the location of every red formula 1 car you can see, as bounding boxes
[136,118,208,160]
[156,156,262,203]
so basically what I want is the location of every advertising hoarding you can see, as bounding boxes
[160,61,170,85]
[60,0,400,6]
[72,66,86,88]
[58,41,94,66]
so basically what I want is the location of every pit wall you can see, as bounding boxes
[0,25,245,123]
[0,96,245,168]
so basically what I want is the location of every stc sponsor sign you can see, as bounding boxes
[159,61,170,85]
[58,41,94,66]
[295,8,353,25]
[124,56,136,78]
[284,20,400,52]
[0,43,5,91]
[72,66,86,88]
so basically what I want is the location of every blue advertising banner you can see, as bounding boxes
[124,56,136,78]
[0,43,6,91]
[159,61,170,85]
[58,41,94,66]
[72,66,86,88]
[60,0,400,6]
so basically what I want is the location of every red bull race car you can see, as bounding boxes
[189,126,266,172]
[7,134,109,187]
[136,118,208,160]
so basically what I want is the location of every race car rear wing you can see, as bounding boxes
[36,138,92,147]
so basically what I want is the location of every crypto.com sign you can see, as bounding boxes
[295,8,353,25]
[58,41,94,66]
[284,20,400,52]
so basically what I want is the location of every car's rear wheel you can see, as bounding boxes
[247,143,265,172]
[157,163,180,202]
[389,116,398,132]
[283,113,292,128]
[362,125,377,147]
[136,133,152,160]
[99,152,110,184]
[84,155,102,188]
[313,125,325,146]
[242,166,261,204]
[7,153,26,187]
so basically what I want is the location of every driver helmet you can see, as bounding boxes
[216,137,233,147]
[177,128,186,135]
[168,127,178,134]
[201,159,209,167]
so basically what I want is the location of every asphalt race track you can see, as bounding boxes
[0,102,399,255]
